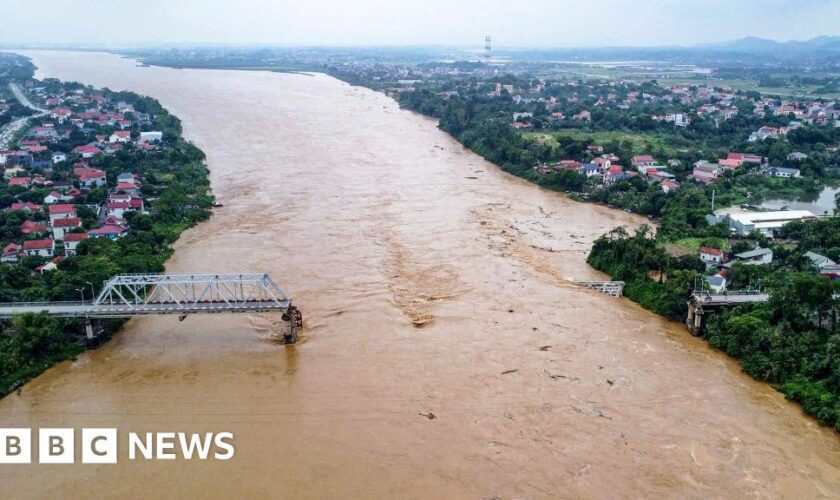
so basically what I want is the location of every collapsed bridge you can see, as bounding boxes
[0,273,301,343]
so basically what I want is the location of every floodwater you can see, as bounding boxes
[758,186,840,215]
[1,50,839,498]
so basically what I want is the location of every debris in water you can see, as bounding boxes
[419,412,436,420]
[539,345,551,351]
[606,379,615,385]
[545,369,579,382]
[501,369,519,375]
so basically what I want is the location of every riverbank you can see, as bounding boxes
[0,55,213,397]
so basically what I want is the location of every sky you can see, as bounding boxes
[2,0,838,48]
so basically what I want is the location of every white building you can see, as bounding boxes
[728,210,816,236]
[734,248,773,265]
[138,131,163,143]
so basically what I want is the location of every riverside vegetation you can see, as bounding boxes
[0,54,212,395]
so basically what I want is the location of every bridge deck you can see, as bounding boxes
[0,300,292,319]
[691,293,769,306]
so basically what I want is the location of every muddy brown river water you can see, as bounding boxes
[0,51,838,498]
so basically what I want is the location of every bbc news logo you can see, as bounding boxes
[0,429,235,464]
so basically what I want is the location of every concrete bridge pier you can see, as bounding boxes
[686,303,704,337]
[83,318,105,348]
[281,305,302,344]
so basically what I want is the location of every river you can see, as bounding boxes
[0,50,838,498]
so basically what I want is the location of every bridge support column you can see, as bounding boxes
[282,305,302,344]
[84,318,104,348]
[85,318,94,341]
[686,303,705,337]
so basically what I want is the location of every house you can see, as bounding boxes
[88,224,128,240]
[580,163,601,178]
[704,274,727,293]
[109,131,131,143]
[116,172,136,184]
[34,257,64,274]
[660,180,679,193]
[726,152,763,166]
[48,204,77,224]
[692,164,721,183]
[44,191,64,204]
[51,217,82,241]
[105,197,143,218]
[734,248,773,265]
[764,167,801,178]
[573,111,591,121]
[1,243,21,263]
[728,210,816,236]
[75,167,107,188]
[8,201,43,212]
[8,177,31,188]
[699,246,723,265]
[631,155,655,168]
[20,220,48,235]
[63,232,88,256]
[593,157,612,172]
[749,126,785,142]
[52,152,68,164]
[115,182,140,195]
[72,145,102,158]
[665,113,690,127]
[138,131,163,143]
[603,165,624,185]
[804,251,836,272]
[50,107,72,122]
[23,239,55,258]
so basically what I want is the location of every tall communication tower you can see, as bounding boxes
[485,36,492,61]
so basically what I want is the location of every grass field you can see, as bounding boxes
[524,129,686,156]
[663,237,729,258]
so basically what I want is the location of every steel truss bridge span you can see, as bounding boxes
[0,273,300,342]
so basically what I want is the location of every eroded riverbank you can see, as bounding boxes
[0,51,838,498]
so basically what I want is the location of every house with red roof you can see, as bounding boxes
[74,167,106,188]
[50,107,72,123]
[8,201,43,212]
[1,243,21,264]
[63,232,88,256]
[105,197,144,218]
[726,152,764,166]
[660,180,680,193]
[631,155,655,168]
[48,204,77,224]
[699,246,723,265]
[34,256,65,274]
[8,177,31,188]
[593,157,611,172]
[109,131,131,143]
[23,239,55,258]
[21,220,48,235]
[88,224,128,240]
[51,217,82,241]
[72,145,102,159]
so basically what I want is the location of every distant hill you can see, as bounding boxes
[701,36,840,55]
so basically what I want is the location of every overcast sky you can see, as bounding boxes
[2,0,838,48]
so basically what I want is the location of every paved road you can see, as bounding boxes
[0,82,48,149]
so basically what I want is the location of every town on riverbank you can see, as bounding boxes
[0,52,213,395]
[126,46,840,431]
